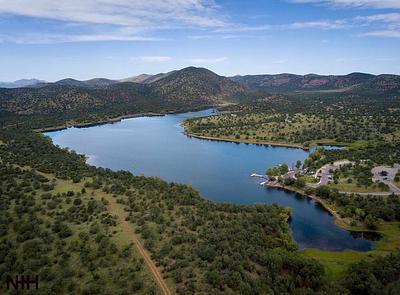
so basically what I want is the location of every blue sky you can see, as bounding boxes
[0,0,399,81]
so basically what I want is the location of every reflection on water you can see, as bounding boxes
[350,231,382,241]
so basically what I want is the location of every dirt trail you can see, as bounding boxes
[102,193,172,295]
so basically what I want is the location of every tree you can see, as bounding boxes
[279,164,289,175]
[266,167,280,177]
[205,270,221,288]
[294,178,305,188]
[296,160,302,169]
[284,177,295,186]
[342,252,400,294]
[379,171,388,177]
[364,214,378,230]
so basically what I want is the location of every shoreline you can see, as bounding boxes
[183,132,310,150]
[37,105,382,247]
[37,105,216,133]
[38,112,166,133]
[264,181,385,236]
[266,182,341,220]
[38,106,341,226]
[39,106,364,233]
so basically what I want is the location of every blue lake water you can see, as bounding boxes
[45,108,377,251]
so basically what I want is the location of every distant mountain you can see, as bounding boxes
[152,67,262,103]
[352,74,400,94]
[0,79,46,88]
[54,78,118,88]
[85,78,119,87]
[120,71,176,84]
[230,72,376,92]
[0,82,153,116]
[53,78,87,87]
[52,72,177,86]
[1,68,398,119]
[120,74,153,83]
[0,67,261,117]
[142,71,177,84]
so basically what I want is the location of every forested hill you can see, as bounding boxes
[1,67,399,130]
[230,72,400,94]
[0,67,262,128]
[151,67,260,103]
[0,78,46,88]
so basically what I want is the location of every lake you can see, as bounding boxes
[45,108,378,251]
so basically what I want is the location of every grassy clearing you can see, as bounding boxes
[327,180,389,193]
[295,87,353,94]
[302,222,400,281]
[395,172,400,187]
[298,175,318,184]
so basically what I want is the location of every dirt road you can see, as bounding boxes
[102,193,172,295]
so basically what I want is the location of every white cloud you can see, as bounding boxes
[0,0,226,28]
[216,19,348,33]
[355,13,400,24]
[187,57,228,64]
[215,24,273,33]
[0,31,162,44]
[131,56,173,62]
[215,11,400,39]
[355,13,400,37]
[287,20,347,29]
[2,0,400,45]
[359,30,400,37]
[289,0,400,9]
[68,35,160,42]
[0,0,226,43]
[34,34,156,44]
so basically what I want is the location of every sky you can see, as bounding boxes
[0,0,399,81]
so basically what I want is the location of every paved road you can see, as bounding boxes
[311,162,400,196]
[316,164,336,185]
[315,160,354,186]
[372,165,400,195]
[339,191,397,196]
[387,182,400,195]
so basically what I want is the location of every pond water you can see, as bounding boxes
[45,108,377,251]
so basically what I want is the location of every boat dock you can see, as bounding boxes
[251,173,269,185]
[250,173,268,179]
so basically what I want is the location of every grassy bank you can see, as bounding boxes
[184,131,309,149]
[302,222,400,280]
[265,182,400,281]
[183,124,373,150]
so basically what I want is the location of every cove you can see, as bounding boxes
[45,108,377,251]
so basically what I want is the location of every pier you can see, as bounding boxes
[250,173,268,179]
